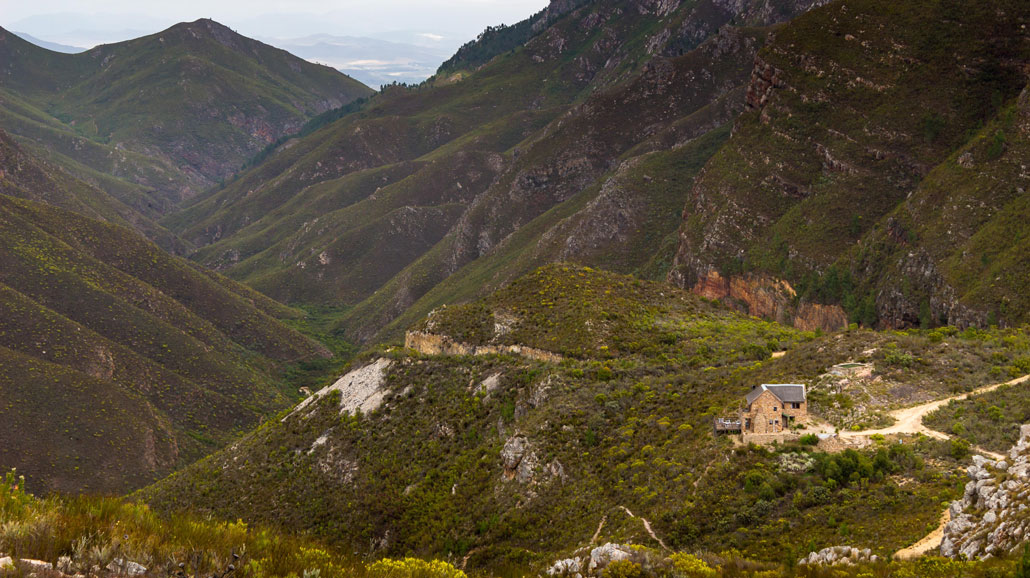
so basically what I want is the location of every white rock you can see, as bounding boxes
[547,558,581,575]
[19,559,53,573]
[107,559,147,576]
[286,358,394,420]
[588,544,632,572]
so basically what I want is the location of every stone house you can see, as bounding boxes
[741,384,807,434]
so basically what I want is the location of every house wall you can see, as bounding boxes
[743,390,784,434]
[741,391,808,433]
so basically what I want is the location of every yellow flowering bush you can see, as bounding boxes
[367,558,467,578]
[669,553,716,578]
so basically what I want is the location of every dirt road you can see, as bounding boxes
[845,374,1029,557]
[841,374,1029,456]
[894,510,951,560]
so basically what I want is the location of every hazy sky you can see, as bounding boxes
[1,0,551,47]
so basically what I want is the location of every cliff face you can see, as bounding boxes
[690,269,847,332]
[669,0,1030,329]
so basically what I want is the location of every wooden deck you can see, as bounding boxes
[713,417,742,433]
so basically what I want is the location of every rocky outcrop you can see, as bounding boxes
[798,546,878,566]
[501,435,540,484]
[688,269,847,332]
[405,331,563,364]
[941,425,1030,559]
[547,543,638,578]
[745,56,785,111]
[286,358,394,420]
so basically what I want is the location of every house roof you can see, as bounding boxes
[746,384,806,405]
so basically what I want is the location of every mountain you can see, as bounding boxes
[0,134,332,495]
[10,31,85,53]
[667,0,1030,329]
[141,264,1030,568]
[0,21,371,221]
[160,0,1030,342]
[164,0,825,343]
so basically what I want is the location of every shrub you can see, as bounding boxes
[799,434,819,446]
[367,558,468,578]
[605,560,644,578]
[951,438,972,460]
[669,553,716,577]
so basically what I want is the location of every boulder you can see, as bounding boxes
[18,559,53,573]
[547,558,582,576]
[107,559,147,576]
[588,543,633,573]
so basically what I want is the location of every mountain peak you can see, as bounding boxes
[165,18,245,49]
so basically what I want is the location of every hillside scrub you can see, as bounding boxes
[138,267,1004,570]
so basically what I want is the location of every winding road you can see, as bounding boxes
[833,373,1030,558]
[838,374,1029,460]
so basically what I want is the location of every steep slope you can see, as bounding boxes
[141,265,982,569]
[168,0,826,341]
[668,0,1030,328]
[0,128,182,252]
[0,21,371,215]
[0,190,331,495]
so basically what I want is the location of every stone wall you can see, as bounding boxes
[742,432,800,445]
[405,331,563,364]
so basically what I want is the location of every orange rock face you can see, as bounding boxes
[690,269,847,333]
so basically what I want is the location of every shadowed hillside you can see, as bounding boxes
[0,181,331,494]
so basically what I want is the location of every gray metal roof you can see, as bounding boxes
[745,384,806,405]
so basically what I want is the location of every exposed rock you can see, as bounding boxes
[588,543,634,573]
[18,559,53,573]
[941,425,1030,558]
[286,358,394,420]
[476,373,504,396]
[0,557,14,571]
[799,545,877,566]
[405,331,563,363]
[547,557,582,576]
[107,559,147,576]
[501,435,539,483]
[688,269,847,332]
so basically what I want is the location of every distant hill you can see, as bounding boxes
[268,34,451,87]
[0,136,331,495]
[11,31,85,53]
[0,20,371,222]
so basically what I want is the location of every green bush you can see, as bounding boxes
[604,560,644,578]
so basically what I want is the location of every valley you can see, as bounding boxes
[1,0,1030,576]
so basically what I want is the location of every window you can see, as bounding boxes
[791,402,801,409]
[768,420,774,425]
[773,406,778,412]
